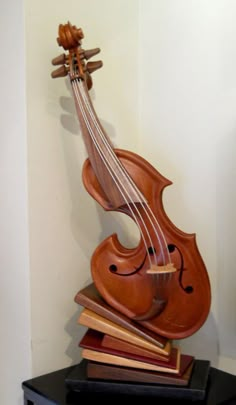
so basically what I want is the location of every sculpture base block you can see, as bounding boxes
[65,359,210,401]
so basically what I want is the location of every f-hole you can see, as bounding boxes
[168,243,193,294]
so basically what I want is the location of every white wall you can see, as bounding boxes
[139,0,236,373]
[4,1,236,403]
[23,0,236,383]
[0,0,31,404]
[25,0,140,376]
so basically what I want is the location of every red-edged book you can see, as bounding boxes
[79,328,193,375]
[74,282,168,348]
[78,308,171,356]
[101,334,170,362]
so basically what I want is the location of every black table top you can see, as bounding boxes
[22,360,236,405]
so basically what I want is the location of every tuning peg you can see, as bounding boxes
[51,53,68,66]
[80,48,101,60]
[86,60,103,74]
[51,65,69,79]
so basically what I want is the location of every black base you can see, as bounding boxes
[22,362,236,404]
[65,359,211,401]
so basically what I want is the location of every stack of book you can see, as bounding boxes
[73,282,195,387]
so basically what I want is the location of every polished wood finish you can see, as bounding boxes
[81,348,180,373]
[101,334,170,362]
[79,328,181,373]
[51,22,211,340]
[86,359,194,386]
[74,282,168,348]
[78,308,171,356]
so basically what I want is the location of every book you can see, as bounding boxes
[78,308,171,356]
[86,359,194,386]
[101,334,170,362]
[74,282,168,348]
[65,359,210,404]
[81,347,181,374]
[79,328,182,374]
[65,359,210,400]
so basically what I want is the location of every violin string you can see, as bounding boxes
[78,79,172,269]
[78,79,172,271]
[72,78,154,269]
[76,80,161,268]
[77,79,173,282]
[71,77,154,269]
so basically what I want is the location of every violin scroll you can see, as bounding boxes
[51,21,103,89]
[56,22,84,50]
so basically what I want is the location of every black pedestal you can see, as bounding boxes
[22,361,236,405]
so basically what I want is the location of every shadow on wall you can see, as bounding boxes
[65,307,89,365]
[216,130,236,361]
[64,277,92,365]
[59,81,122,261]
[59,86,130,365]
[178,312,219,368]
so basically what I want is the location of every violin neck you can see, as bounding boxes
[70,78,145,209]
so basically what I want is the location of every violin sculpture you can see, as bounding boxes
[51,22,211,339]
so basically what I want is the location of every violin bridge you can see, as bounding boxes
[146,263,176,274]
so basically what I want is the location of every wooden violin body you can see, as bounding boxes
[83,148,211,339]
[51,22,211,340]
